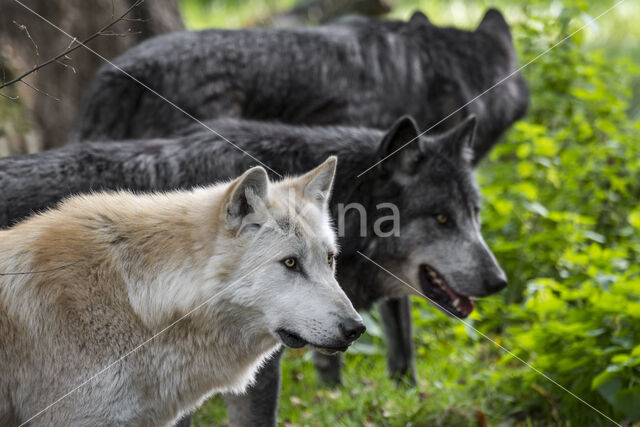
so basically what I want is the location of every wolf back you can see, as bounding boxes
[70,10,529,163]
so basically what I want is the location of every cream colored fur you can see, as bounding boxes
[0,157,360,426]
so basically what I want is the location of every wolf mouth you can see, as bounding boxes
[276,329,350,355]
[419,265,474,318]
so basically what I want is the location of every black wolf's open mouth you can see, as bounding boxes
[419,265,474,318]
[276,329,350,355]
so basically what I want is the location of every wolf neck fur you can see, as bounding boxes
[1,186,281,422]
[89,188,281,367]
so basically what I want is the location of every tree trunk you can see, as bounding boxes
[0,0,184,152]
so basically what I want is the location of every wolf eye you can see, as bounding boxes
[283,257,297,269]
[436,214,449,224]
[327,253,334,266]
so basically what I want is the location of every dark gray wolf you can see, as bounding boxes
[70,9,528,163]
[1,116,505,425]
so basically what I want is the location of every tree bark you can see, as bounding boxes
[0,0,184,152]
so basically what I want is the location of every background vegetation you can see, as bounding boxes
[178,0,640,425]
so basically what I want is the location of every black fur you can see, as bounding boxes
[70,10,528,163]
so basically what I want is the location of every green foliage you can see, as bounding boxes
[469,2,640,423]
[187,1,640,425]
[179,0,296,29]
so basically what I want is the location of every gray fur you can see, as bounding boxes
[69,10,528,163]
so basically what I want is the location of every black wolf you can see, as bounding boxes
[1,117,505,425]
[70,9,528,163]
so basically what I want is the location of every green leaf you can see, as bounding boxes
[614,386,640,421]
[525,202,549,217]
[611,354,631,364]
[596,378,622,405]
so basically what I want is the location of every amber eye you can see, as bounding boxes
[327,253,334,266]
[283,257,297,268]
[436,214,449,224]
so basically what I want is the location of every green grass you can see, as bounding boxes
[192,305,501,426]
[194,301,631,426]
[192,301,599,426]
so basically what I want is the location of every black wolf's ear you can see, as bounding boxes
[431,115,477,164]
[378,115,422,174]
[226,166,269,231]
[477,8,512,40]
[297,156,337,209]
[409,11,430,25]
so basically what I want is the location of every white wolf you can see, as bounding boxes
[0,156,364,426]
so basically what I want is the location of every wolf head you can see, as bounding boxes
[220,157,365,354]
[407,8,529,162]
[363,116,506,318]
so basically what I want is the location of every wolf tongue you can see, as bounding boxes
[439,283,474,316]
[458,297,474,316]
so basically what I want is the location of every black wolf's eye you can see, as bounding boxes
[283,257,297,268]
[327,253,334,266]
[436,214,449,224]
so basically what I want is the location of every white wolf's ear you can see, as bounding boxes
[296,156,337,209]
[225,166,270,232]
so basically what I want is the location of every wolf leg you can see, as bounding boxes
[222,347,283,427]
[379,296,416,383]
[312,350,342,386]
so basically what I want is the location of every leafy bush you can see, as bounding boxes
[469,2,640,423]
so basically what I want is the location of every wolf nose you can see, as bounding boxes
[485,277,507,293]
[340,318,366,341]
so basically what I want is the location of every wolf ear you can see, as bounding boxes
[431,115,477,164]
[296,156,337,209]
[378,115,422,174]
[225,166,269,231]
[409,11,430,25]
[477,8,512,40]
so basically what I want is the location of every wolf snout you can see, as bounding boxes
[485,276,507,293]
[339,317,366,342]
[481,268,508,295]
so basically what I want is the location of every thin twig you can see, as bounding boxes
[55,59,76,74]
[66,37,77,49]
[20,79,59,101]
[0,259,84,276]
[0,0,144,92]
[13,20,39,57]
[0,92,20,100]
[122,17,150,23]
[100,30,142,37]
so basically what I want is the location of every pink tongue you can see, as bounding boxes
[441,285,474,316]
[458,297,474,316]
